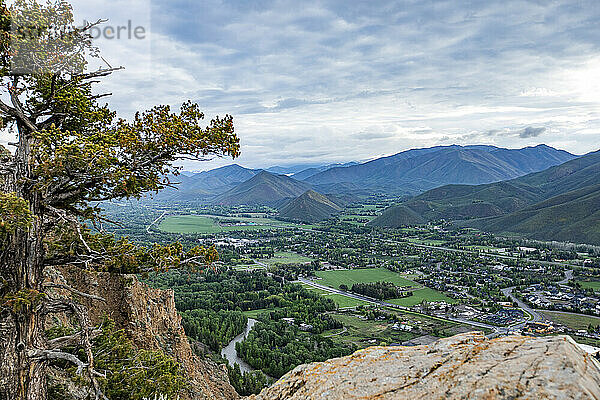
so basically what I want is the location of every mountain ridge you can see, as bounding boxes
[212,171,312,206]
[371,149,600,244]
[278,190,343,223]
[306,144,577,195]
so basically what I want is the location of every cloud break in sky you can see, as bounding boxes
[4,0,600,170]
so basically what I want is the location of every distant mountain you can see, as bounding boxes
[278,190,343,223]
[292,162,359,181]
[212,171,312,206]
[151,164,260,202]
[371,149,600,244]
[306,145,577,195]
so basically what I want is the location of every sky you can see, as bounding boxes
[4,0,600,171]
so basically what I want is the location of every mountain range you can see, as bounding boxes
[370,150,600,244]
[151,144,575,204]
[305,144,576,195]
[140,143,600,243]
[149,164,260,202]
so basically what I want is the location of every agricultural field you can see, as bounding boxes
[578,281,600,292]
[158,214,305,234]
[387,288,458,307]
[313,268,455,306]
[325,294,370,308]
[314,268,419,289]
[541,311,600,330]
[261,251,313,266]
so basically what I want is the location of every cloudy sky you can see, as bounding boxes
[6,0,600,170]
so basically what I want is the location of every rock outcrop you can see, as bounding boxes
[47,266,238,400]
[249,332,600,400]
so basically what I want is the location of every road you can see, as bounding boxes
[501,286,544,323]
[146,211,167,234]
[382,239,580,270]
[298,277,502,335]
[558,269,574,285]
[500,267,574,325]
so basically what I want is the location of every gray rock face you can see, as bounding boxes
[248,332,600,400]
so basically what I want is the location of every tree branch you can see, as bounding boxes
[40,298,108,400]
[43,282,106,303]
[29,348,89,374]
[47,328,102,350]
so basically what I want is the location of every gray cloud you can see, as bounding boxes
[62,0,600,169]
[352,131,396,140]
[517,126,547,138]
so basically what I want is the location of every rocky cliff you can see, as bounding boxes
[47,266,238,400]
[249,331,600,400]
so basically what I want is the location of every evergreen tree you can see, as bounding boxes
[0,1,239,398]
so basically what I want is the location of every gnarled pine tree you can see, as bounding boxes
[0,1,240,399]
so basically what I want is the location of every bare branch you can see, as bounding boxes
[40,298,108,400]
[74,66,124,81]
[43,282,106,303]
[47,328,102,350]
[8,80,38,133]
[29,349,89,374]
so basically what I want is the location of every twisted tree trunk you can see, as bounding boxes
[0,126,48,400]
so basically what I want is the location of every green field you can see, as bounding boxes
[325,294,369,308]
[158,214,305,234]
[314,268,419,289]
[261,251,313,265]
[299,284,331,296]
[541,311,600,330]
[312,268,454,306]
[578,281,600,292]
[387,288,457,306]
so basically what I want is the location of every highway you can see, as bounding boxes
[298,277,502,335]
[146,210,167,234]
[381,238,580,270]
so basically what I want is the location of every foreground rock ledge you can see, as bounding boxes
[248,332,600,400]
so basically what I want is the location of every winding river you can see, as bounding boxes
[221,318,257,373]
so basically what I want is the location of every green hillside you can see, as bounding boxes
[278,190,342,223]
[372,150,600,244]
[212,171,311,206]
[465,184,600,245]
[368,204,425,228]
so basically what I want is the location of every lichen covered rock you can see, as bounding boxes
[248,332,600,400]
